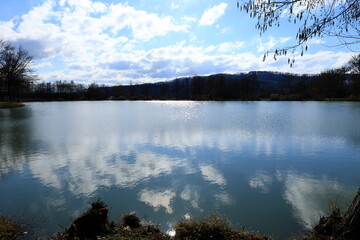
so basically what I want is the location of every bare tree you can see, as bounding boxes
[237,0,360,65]
[0,40,37,102]
[346,53,360,73]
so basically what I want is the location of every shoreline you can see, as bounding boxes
[0,102,25,109]
[2,188,359,240]
[17,97,360,103]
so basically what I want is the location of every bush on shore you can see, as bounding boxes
[46,200,270,240]
[0,215,24,240]
[173,214,270,240]
[5,189,360,240]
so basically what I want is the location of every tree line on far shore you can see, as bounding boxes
[27,69,360,101]
[27,53,360,101]
[1,39,360,102]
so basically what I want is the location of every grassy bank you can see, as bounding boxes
[1,195,359,240]
[43,201,270,240]
[0,102,25,109]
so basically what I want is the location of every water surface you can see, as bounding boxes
[1,101,360,239]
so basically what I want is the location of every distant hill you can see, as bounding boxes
[164,71,314,87]
[27,71,359,101]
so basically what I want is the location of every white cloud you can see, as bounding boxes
[170,2,180,9]
[183,16,197,23]
[283,2,307,17]
[0,0,189,64]
[66,0,107,13]
[35,61,53,69]
[256,36,291,53]
[0,21,17,39]
[199,3,228,26]
[17,1,60,39]
[101,3,189,40]
[0,0,353,84]
[308,38,326,45]
[257,36,277,52]
[220,27,231,34]
[279,37,291,43]
[264,51,352,73]
[36,41,353,84]
[217,41,245,52]
[97,43,260,82]
[59,0,67,7]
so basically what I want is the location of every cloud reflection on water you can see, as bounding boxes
[281,171,354,229]
[139,188,176,213]
[1,101,360,238]
[199,164,227,186]
[29,149,189,197]
[248,171,273,193]
[248,169,355,229]
[180,185,200,209]
[214,192,232,205]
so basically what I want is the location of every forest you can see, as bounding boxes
[25,69,360,101]
[1,36,360,102]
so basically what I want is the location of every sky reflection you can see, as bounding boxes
[1,101,360,238]
[139,188,176,214]
[200,164,227,186]
[29,149,189,196]
[180,185,200,209]
[248,169,356,229]
[281,171,355,229]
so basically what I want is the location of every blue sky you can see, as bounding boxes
[0,0,358,85]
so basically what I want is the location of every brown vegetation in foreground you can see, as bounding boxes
[0,215,24,239]
[1,189,359,240]
[45,200,270,240]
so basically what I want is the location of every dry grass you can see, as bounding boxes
[173,214,271,240]
[0,215,24,240]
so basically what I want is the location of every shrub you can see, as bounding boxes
[0,215,23,240]
[122,214,141,229]
[173,214,234,240]
[173,214,271,240]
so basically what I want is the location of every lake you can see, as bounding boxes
[1,101,360,239]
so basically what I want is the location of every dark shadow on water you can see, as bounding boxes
[0,107,33,178]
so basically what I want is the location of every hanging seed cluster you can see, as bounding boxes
[237,0,360,66]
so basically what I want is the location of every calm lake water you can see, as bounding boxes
[1,101,360,239]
